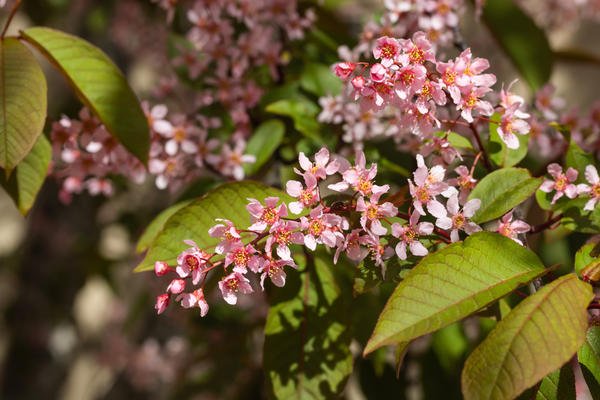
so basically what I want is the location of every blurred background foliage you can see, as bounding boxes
[0,0,599,399]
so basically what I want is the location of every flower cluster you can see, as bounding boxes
[153,148,500,316]
[320,31,536,161]
[50,105,256,200]
[153,0,314,135]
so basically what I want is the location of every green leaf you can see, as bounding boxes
[266,98,324,144]
[0,134,51,215]
[21,27,149,163]
[263,251,353,399]
[0,38,47,172]
[533,365,575,400]
[364,232,547,355]
[300,63,342,97]
[481,0,553,90]
[435,131,473,150]
[578,325,600,397]
[135,200,193,254]
[461,274,593,400]
[468,168,542,223]
[488,113,529,168]
[561,199,600,233]
[134,181,293,272]
[243,120,285,176]
[565,139,595,176]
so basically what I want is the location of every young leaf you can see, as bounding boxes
[461,274,593,400]
[468,168,542,223]
[565,139,595,175]
[0,38,47,173]
[487,113,529,168]
[0,134,51,215]
[243,119,285,176]
[134,181,294,272]
[364,232,547,355]
[21,27,149,163]
[481,0,553,90]
[135,200,193,253]
[263,251,353,399]
[266,98,324,144]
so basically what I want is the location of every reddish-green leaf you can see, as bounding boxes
[21,27,149,163]
[0,37,47,172]
[462,274,593,400]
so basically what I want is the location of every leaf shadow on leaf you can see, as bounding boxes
[263,255,353,399]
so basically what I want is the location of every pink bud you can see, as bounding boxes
[155,293,170,314]
[154,261,170,276]
[351,75,366,91]
[370,63,387,83]
[333,62,356,80]
[167,279,186,294]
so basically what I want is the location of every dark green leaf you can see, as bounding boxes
[300,63,342,97]
[481,0,553,90]
[21,27,149,163]
[0,38,47,172]
[263,251,353,399]
[578,325,600,398]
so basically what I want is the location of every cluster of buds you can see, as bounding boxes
[50,105,256,200]
[153,0,314,135]
[153,148,539,317]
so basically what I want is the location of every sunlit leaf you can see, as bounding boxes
[364,232,547,355]
[135,200,193,254]
[0,37,47,172]
[135,181,294,272]
[462,274,593,400]
[21,27,149,163]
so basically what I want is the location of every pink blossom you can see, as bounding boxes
[540,164,578,204]
[360,234,394,269]
[373,36,401,67]
[329,150,380,196]
[265,220,304,260]
[356,189,398,236]
[209,219,242,254]
[398,31,435,65]
[409,155,456,215]
[206,141,255,181]
[496,211,530,245]
[576,165,600,211]
[394,64,427,100]
[296,148,339,181]
[286,174,320,214]
[177,288,209,317]
[300,205,347,250]
[535,84,565,121]
[166,279,186,294]
[334,229,369,264]
[218,272,253,305]
[224,244,260,273]
[454,49,496,88]
[246,197,288,232]
[429,195,481,242]
[175,240,211,285]
[391,211,434,259]
[259,257,296,289]
[456,86,494,123]
[447,165,477,204]
[370,63,388,83]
